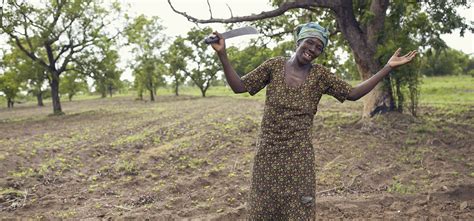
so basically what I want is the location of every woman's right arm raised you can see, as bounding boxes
[211,31,247,94]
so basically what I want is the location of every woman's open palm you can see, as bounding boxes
[388,48,417,68]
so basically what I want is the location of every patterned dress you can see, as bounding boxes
[241,57,352,220]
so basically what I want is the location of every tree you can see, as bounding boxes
[72,39,123,98]
[227,44,273,77]
[163,36,192,96]
[64,42,121,100]
[120,79,133,94]
[93,47,122,98]
[125,15,167,100]
[1,0,122,114]
[2,42,48,106]
[59,71,88,101]
[420,47,473,76]
[132,56,166,101]
[25,64,48,106]
[184,27,220,97]
[168,0,472,117]
[0,71,23,108]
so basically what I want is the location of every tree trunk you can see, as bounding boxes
[50,72,63,115]
[174,81,179,96]
[335,0,394,117]
[108,85,113,97]
[149,88,155,101]
[68,94,73,102]
[7,98,13,108]
[37,92,44,107]
[354,59,394,117]
[199,84,207,97]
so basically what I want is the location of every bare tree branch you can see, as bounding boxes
[168,0,337,24]
[225,4,234,18]
[206,0,213,19]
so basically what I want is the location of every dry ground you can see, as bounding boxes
[0,94,472,219]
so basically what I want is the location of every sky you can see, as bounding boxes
[121,0,274,47]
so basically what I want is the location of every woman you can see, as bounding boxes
[210,22,416,220]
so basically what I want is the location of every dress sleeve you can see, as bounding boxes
[241,58,275,96]
[321,66,353,103]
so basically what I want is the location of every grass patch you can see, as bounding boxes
[0,187,28,199]
[409,121,438,134]
[419,75,474,106]
[388,180,416,194]
[53,208,77,218]
[10,167,35,178]
[115,159,139,176]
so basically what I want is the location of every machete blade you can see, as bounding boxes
[204,26,259,44]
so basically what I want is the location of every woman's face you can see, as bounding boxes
[295,37,324,64]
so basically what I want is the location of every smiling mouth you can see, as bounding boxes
[303,50,314,59]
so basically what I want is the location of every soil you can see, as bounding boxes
[0,95,472,219]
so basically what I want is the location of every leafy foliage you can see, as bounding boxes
[0,42,47,107]
[183,27,220,97]
[125,15,167,101]
[1,0,122,114]
[0,70,24,108]
[227,44,273,77]
[133,57,167,101]
[59,71,88,101]
[163,36,192,96]
[420,48,474,76]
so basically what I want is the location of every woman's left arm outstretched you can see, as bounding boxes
[347,48,417,101]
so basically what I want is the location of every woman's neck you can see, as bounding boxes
[288,55,312,71]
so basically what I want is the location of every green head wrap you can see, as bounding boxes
[294,22,330,49]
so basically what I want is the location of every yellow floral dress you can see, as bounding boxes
[241,57,352,220]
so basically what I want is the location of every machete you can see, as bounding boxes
[204,26,259,44]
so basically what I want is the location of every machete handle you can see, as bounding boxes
[204,35,220,44]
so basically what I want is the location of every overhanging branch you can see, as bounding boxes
[167,0,337,24]
[206,0,213,19]
[225,4,233,18]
